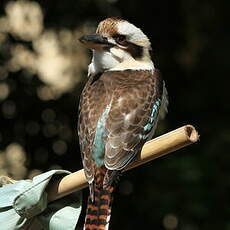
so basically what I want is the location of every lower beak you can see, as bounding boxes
[79,34,115,50]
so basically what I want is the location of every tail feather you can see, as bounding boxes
[84,186,114,230]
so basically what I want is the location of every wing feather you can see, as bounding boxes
[103,69,164,172]
[78,69,167,186]
[78,75,108,183]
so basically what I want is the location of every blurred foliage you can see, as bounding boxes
[0,0,229,230]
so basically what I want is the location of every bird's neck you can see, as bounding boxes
[88,49,154,76]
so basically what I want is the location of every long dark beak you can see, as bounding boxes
[79,34,115,50]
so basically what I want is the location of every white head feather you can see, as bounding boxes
[88,17,154,75]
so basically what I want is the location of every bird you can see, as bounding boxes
[78,17,168,230]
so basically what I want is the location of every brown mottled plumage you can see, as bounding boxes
[78,69,163,185]
[78,17,167,230]
[78,69,163,230]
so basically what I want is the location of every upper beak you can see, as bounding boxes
[79,34,115,50]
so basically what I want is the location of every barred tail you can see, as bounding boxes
[84,186,114,230]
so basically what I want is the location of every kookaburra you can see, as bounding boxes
[78,17,168,230]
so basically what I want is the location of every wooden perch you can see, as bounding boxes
[47,124,199,202]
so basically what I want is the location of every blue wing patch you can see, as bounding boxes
[92,105,110,167]
[139,99,161,140]
[92,99,161,166]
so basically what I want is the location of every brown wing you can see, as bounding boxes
[78,74,108,183]
[78,69,164,187]
[103,69,163,172]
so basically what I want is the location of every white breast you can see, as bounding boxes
[88,50,120,76]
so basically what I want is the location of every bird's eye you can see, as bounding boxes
[113,34,127,45]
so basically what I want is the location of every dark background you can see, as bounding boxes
[0,0,229,229]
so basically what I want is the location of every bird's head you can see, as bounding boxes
[79,17,153,74]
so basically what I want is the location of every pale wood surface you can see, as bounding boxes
[47,125,199,202]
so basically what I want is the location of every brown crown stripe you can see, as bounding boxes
[96,17,124,35]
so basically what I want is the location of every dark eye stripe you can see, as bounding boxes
[126,42,143,59]
[112,34,144,59]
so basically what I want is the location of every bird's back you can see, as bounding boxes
[78,69,163,187]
